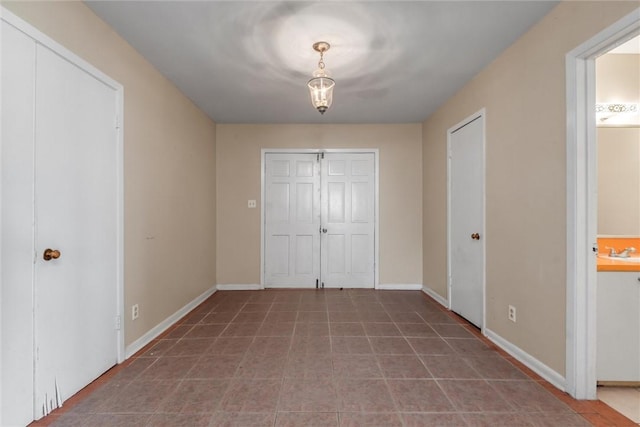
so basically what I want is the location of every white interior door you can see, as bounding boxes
[264,153,321,287]
[264,151,375,289]
[1,14,121,424]
[321,153,375,288]
[33,44,119,417]
[449,114,485,328]
[1,19,37,427]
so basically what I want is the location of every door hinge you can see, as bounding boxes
[115,315,121,330]
[115,115,120,129]
[321,152,325,159]
[321,282,325,288]
[592,244,598,253]
[316,279,319,289]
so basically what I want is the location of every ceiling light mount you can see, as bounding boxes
[308,41,335,115]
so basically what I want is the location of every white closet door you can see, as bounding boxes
[321,153,375,288]
[449,115,485,328]
[1,19,37,427]
[264,153,321,287]
[33,44,118,417]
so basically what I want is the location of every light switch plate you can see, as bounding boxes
[248,200,257,208]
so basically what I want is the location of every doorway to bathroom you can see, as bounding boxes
[593,36,640,422]
[565,6,639,408]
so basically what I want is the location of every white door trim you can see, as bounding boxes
[0,7,125,364]
[447,109,486,332]
[565,8,639,399]
[261,148,379,289]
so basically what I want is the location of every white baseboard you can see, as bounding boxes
[377,283,423,290]
[217,284,263,291]
[485,328,566,392]
[125,285,217,359]
[422,286,449,308]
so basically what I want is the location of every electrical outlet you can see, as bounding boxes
[508,305,516,322]
[248,200,257,208]
[132,304,139,320]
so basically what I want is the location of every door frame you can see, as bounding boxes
[565,8,639,399]
[261,148,379,289]
[447,109,486,332]
[0,7,125,368]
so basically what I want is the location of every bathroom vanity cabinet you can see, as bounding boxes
[597,272,640,382]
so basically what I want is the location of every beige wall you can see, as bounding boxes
[216,124,422,286]
[597,127,640,235]
[3,1,218,346]
[422,1,638,375]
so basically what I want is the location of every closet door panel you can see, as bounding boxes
[0,20,37,427]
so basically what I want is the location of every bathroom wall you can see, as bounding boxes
[422,1,639,376]
[216,124,423,287]
[2,1,218,346]
[596,53,640,236]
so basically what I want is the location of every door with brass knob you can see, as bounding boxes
[449,112,485,329]
[43,248,61,261]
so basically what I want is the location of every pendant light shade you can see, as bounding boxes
[308,42,335,115]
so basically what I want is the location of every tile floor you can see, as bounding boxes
[33,290,636,426]
[597,387,640,424]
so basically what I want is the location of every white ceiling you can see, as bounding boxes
[86,1,558,124]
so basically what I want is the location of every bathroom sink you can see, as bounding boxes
[603,256,640,263]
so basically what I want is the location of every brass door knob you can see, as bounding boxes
[471,233,480,240]
[43,248,61,261]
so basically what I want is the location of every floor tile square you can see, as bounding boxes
[407,337,456,355]
[332,355,382,378]
[201,311,237,323]
[438,379,514,412]
[236,353,286,378]
[219,379,282,412]
[285,353,333,378]
[278,378,338,411]
[163,338,215,356]
[331,336,374,354]
[330,322,366,336]
[160,379,229,413]
[490,380,573,412]
[329,312,361,322]
[209,411,275,427]
[297,311,329,322]
[335,379,395,412]
[102,380,177,413]
[401,413,468,427]
[430,323,475,338]
[290,335,332,354]
[138,356,199,380]
[209,337,254,355]
[377,355,431,378]
[295,322,330,336]
[257,321,295,336]
[275,412,338,427]
[369,337,414,354]
[362,322,402,336]
[387,379,454,412]
[187,355,241,379]
[463,356,528,379]
[220,322,262,337]
[396,322,438,337]
[339,412,403,427]
[420,355,481,379]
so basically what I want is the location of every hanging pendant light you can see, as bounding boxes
[307,41,335,115]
